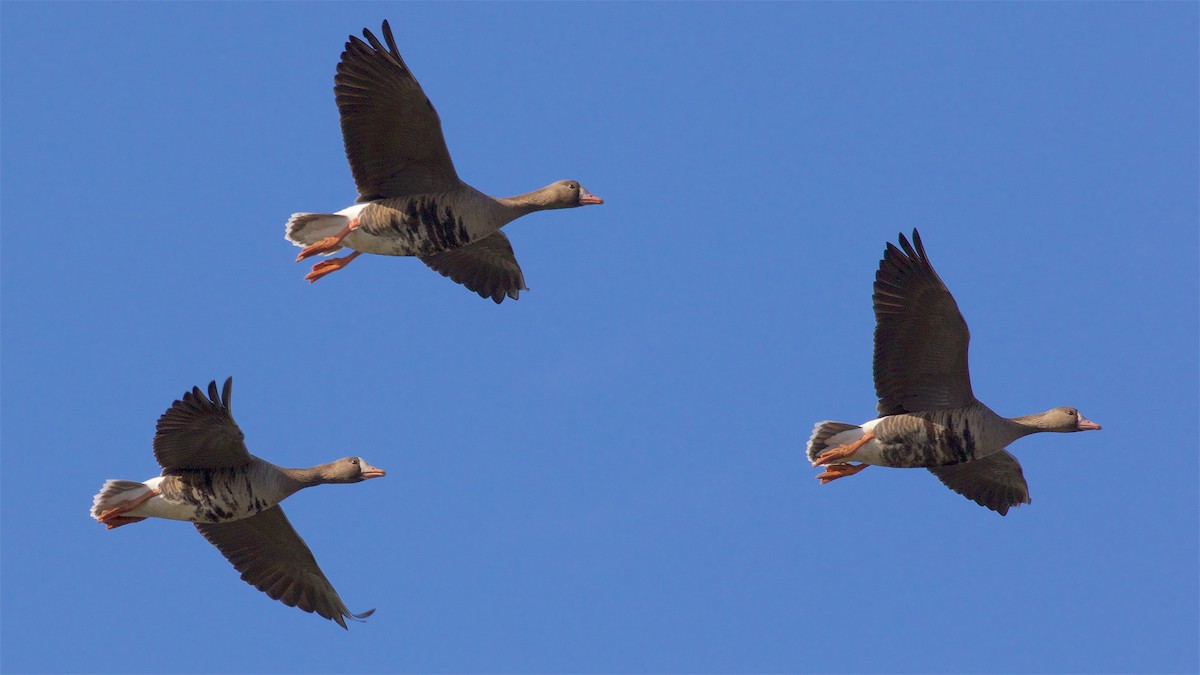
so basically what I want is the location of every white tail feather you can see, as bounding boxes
[90,480,150,520]
[284,213,350,252]
[805,421,862,463]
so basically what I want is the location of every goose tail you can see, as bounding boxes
[284,213,349,252]
[90,479,151,520]
[806,421,862,464]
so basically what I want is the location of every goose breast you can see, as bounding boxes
[150,464,291,524]
[870,404,1013,468]
[344,189,506,257]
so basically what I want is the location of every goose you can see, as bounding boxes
[285,20,603,303]
[90,378,384,628]
[806,230,1100,515]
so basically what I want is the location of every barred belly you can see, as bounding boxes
[157,467,277,524]
[347,196,476,257]
[876,410,980,468]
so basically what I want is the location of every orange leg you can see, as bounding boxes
[813,430,875,466]
[98,488,158,526]
[104,516,148,530]
[305,251,362,283]
[816,462,870,484]
[295,218,360,262]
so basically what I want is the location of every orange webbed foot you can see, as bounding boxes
[103,516,149,529]
[97,489,158,527]
[295,218,360,262]
[816,463,869,484]
[305,251,362,283]
[296,237,343,262]
[812,430,875,466]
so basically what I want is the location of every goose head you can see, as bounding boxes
[1039,407,1102,432]
[538,180,604,209]
[320,456,387,483]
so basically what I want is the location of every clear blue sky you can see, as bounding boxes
[2,3,1197,673]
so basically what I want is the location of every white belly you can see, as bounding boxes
[123,476,202,522]
[826,418,886,465]
[343,228,421,256]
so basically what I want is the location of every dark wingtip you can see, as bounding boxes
[360,24,385,53]
[335,607,375,629]
[880,241,904,269]
[909,228,928,260]
[380,20,398,55]
[221,377,233,411]
[896,231,916,258]
[347,20,406,73]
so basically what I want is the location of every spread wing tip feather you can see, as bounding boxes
[153,377,248,471]
[928,452,1031,517]
[871,228,975,414]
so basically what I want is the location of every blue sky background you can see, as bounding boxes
[2,3,1197,673]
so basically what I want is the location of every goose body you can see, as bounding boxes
[337,189,512,257]
[807,231,1101,515]
[90,378,385,628]
[91,462,298,524]
[813,402,1028,469]
[285,21,602,302]
[91,476,201,523]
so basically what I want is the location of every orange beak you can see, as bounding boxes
[579,190,604,206]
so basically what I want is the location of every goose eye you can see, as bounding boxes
[350,458,359,465]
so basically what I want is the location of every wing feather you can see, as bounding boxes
[195,506,374,629]
[335,20,461,200]
[420,231,527,303]
[873,230,976,415]
[153,378,251,471]
[927,451,1031,516]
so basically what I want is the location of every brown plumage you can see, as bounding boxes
[806,230,1101,515]
[285,20,603,302]
[90,379,385,628]
[873,231,974,415]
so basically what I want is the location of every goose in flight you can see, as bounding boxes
[91,378,384,627]
[807,231,1100,515]
[286,20,603,303]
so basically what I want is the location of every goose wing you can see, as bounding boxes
[336,20,461,201]
[927,451,1031,516]
[195,506,374,629]
[153,378,251,471]
[420,231,527,303]
[873,230,976,415]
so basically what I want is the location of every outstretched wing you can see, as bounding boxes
[420,231,528,303]
[153,378,251,471]
[927,451,1031,516]
[873,230,976,415]
[195,506,374,629]
[335,20,461,201]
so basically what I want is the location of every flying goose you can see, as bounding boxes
[90,378,384,628]
[285,20,603,303]
[806,230,1100,515]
